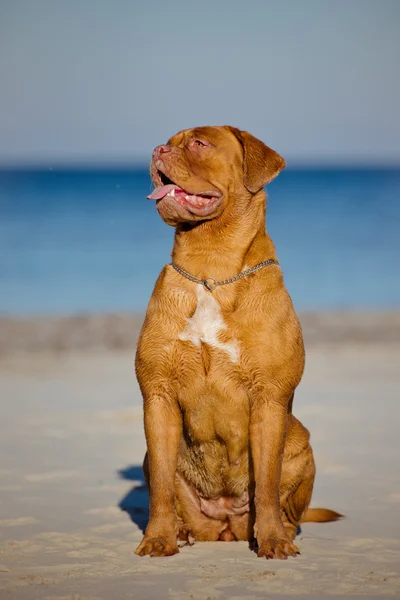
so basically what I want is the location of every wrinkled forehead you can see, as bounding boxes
[167,126,241,151]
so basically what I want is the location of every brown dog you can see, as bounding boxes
[135,126,341,559]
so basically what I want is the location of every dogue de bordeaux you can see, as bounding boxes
[135,126,341,559]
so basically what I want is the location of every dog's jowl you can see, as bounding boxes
[135,126,342,559]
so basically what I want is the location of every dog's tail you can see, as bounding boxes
[301,508,343,523]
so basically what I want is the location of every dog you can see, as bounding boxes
[135,126,341,559]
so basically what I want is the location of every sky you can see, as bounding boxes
[0,0,399,166]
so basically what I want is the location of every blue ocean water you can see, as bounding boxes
[0,167,399,315]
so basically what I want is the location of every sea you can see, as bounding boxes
[0,167,399,316]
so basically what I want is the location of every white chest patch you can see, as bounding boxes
[178,285,239,364]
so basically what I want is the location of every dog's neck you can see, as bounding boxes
[171,190,277,280]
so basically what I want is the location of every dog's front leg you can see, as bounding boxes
[250,392,299,559]
[135,395,182,557]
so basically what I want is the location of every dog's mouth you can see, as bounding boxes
[147,170,221,217]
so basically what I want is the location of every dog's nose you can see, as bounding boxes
[153,145,171,161]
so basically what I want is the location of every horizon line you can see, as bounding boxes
[1,160,400,172]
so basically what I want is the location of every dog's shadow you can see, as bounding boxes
[118,465,149,532]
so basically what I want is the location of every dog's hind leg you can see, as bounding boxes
[144,457,227,543]
[280,447,316,541]
[228,509,254,541]
[174,473,229,542]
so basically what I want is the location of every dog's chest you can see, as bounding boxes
[178,286,239,363]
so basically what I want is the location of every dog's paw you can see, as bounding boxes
[135,536,179,557]
[177,524,195,547]
[256,536,300,560]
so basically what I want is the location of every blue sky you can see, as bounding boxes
[1,0,399,165]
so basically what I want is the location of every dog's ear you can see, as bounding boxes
[229,127,286,193]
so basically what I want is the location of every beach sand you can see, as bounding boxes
[0,313,400,599]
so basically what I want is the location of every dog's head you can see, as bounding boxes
[147,126,285,227]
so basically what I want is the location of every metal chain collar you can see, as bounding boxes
[171,259,280,292]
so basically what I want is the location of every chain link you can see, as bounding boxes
[171,259,280,292]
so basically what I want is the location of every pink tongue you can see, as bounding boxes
[147,184,178,200]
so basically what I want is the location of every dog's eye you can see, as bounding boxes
[192,139,211,149]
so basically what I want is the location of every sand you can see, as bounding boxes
[0,313,400,599]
